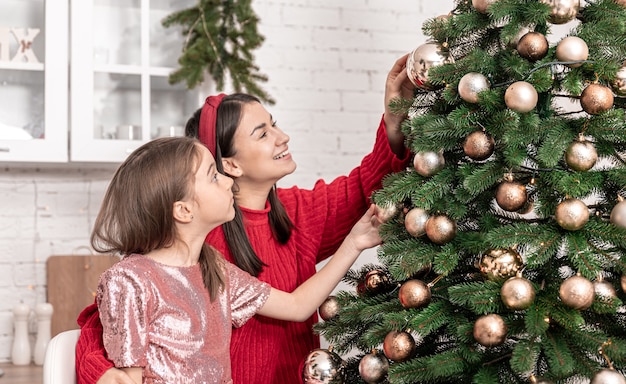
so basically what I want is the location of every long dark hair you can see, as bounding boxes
[91,137,225,300]
[186,93,294,276]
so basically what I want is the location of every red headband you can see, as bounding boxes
[198,93,227,157]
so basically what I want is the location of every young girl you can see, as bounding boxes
[93,136,381,383]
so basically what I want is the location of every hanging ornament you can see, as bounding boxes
[505,81,539,113]
[425,214,457,245]
[302,348,346,384]
[406,41,454,90]
[556,36,589,68]
[399,279,432,309]
[495,174,528,212]
[539,0,579,24]
[517,32,549,62]
[413,151,445,177]
[555,198,589,231]
[591,368,626,384]
[458,72,490,103]
[375,201,399,223]
[580,83,614,115]
[612,60,626,96]
[507,26,532,49]
[610,196,626,229]
[463,130,495,161]
[319,296,340,321]
[472,0,498,13]
[559,274,594,310]
[382,330,416,362]
[357,270,391,296]
[616,0,626,5]
[479,248,524,282]
[501,274,536,310]
[473,314,508,347]
[594,276,617,302]
[622,274,626,293]
[358,351,389,384]
[404,207,430,237]
[565,134,598,171]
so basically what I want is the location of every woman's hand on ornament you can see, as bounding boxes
[383,53,415,155]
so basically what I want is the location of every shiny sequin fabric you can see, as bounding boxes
[97,254,270,384]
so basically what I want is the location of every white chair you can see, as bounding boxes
[43,329,81,384]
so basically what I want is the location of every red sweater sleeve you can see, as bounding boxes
[75,302,114,384]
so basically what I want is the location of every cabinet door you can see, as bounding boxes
[70,0,200,163]
[0,0,68,163]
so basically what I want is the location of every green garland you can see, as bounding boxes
[162,0,274,104]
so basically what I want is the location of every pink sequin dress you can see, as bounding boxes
[97,254,270,384]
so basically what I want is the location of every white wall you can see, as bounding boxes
[0,0,455,362]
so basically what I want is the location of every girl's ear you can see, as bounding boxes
[222,157,242,178]
[173,201,193,223]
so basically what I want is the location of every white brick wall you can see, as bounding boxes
[0,0,455,362]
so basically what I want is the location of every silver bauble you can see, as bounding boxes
[505,81,538,113]
[610,198,626,229]
[406,41,454,90]
[565,135,598,172]
[302,348,346,384]
[319,296,340,321]
[559,274,594,310]
[358,352,389,384]
[555,198,589,231]
[591,368,626,384]
[539,0,580,24]
[556,36,589,68]
[413,151,445,177]
[472,0,498,13]
[404,207,430,237]
[458,72,490,103]
[613,61,626,97]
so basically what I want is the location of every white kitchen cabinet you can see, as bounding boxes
[0,0,69,163]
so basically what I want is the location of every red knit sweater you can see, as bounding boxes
[75,117,409,384]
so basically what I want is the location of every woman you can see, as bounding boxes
[76,53,414,384]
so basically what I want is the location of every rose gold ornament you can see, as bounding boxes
[507,26,532,49]
[501,275,536,310]
[404,207,430,237]
[472,0,498,13]
[458,72,490,103]
[594,276,617,301]
[539,0,580,24]
[616,0,626,5]
[505,81,539,113]
[399,279,432,309]
[556,36,589,68]
[555,198,589,230]
[611,196,626,229]
[591,368,626,384]
[357,270,391,296]
[376,201,399,223]
[383,330,416,362]
[319,296,340,321]
[302,348,346,383]
[406,41,454,90]
[565,134,597,171]
[495,176,527,212]
[622,274,626,293]
[425,214,457,245]
[473,314,507,347]
[612,61,626,96]
[479,248,524,282]
[559,274,594,310]
[413,151,445,177]
[359,351,389,384]
[463,130,495,161]
[517,32,549,61]
[580,83,614,115]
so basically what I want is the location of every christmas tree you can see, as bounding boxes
[310,1,626,383]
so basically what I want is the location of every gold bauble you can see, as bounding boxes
[594,278,617,301]
[399,279,432,309]
[357,270,391,296]
[358,352,389,384]
[319,295,340,321]
[406,41,454,90]
[495,180,528,212]
[517,32,549,61]
[622,274,626,293]
[413,151,445,177]
[565,135,598,171]
[458,72,490,103]
[556,36,589,68]
[591,368,626,384]
[376,201,399,223]
[463,130,495,161]
[501,276,536,310]
[404,207,430,237]
[612,61,626,96]
[504,81,539,113]
[425,214,457,245]
[580,83,614,115]
[559,274,594,310]
[507,26,532,49]
[473,314,508,347]
[539,0,580,24]
[555,198,589,231]
[610,197,626,229]
[479,248,524,282]
[616,0,626,5]
[472,0,498,13]
[383,331,416,362]
[302,348,346,384]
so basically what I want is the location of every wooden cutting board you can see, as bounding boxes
[46,254,120,337]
